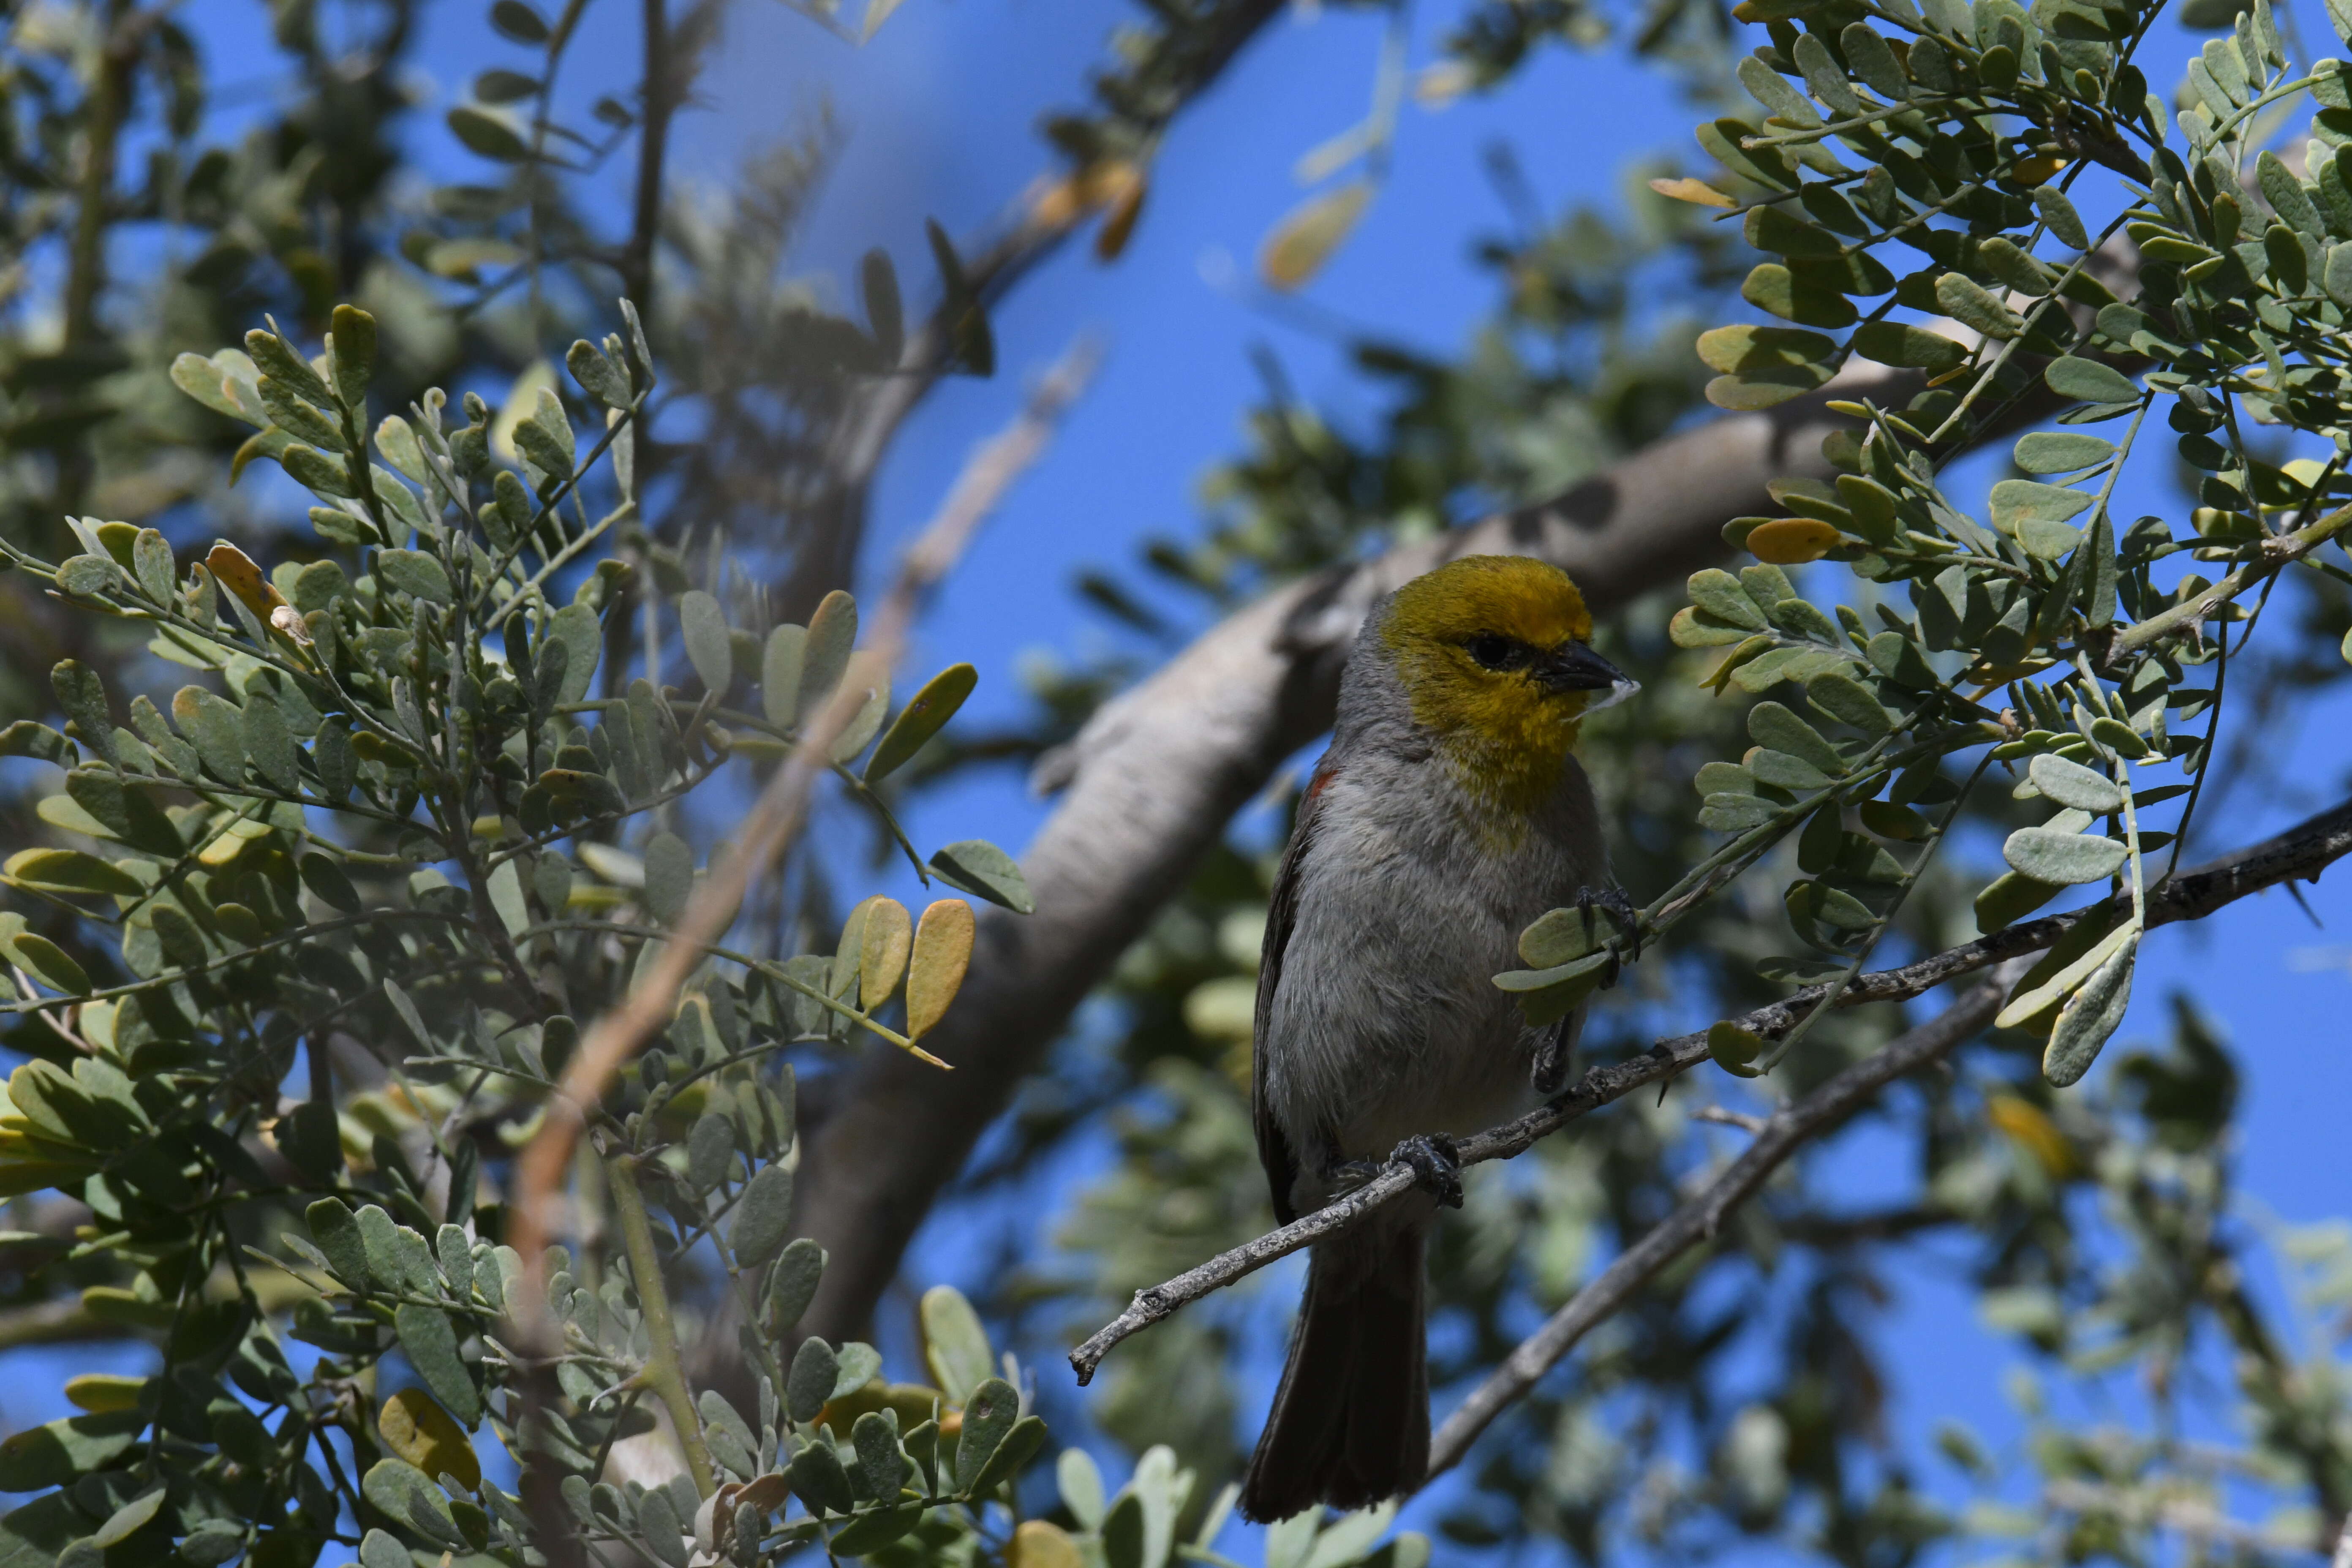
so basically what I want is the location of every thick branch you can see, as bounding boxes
[1421,961,2028,1479]
[1066,789,2352,1381]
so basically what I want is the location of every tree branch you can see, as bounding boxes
[1064,789,2352,1383]
[510,340,1094,1341]
[1420,960,2024,1479]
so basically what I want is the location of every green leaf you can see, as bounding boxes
[58,553,120,599]
[549,603,601,704]
[1102,1493,1147,1568]
[968,1413,1047,1497]
[0,1410,142,1490]
[2032,184,2091,248]
[731,1163,795,1267]
[1694,324,1837,408]
[376,549,453,604]
[2044,937,2136,1085]
[762,624,808,728]
[1742,261,1857,328]
[490,0,549,39]
[921,1284,993,1404]
[928,840,1033,914]
[679,591,732,694]
[1850,320,1968,371]
[1936,273,2020,339]
[305,1198,369,1285]
[1805,672,1893,736]
[2014,433,2116,474]
[799,591,858,717]
[1748,701,1844,773]
[953,1378,1020,1492]
[784,1437,855,1518]
[329,305,376,404]
[766,1238,827,1335]
[866,663,975,783]
[2028,754,2123,811]
[4,849,140,897]
[566,340,632,408]
[395,1303,480,1424]
[2044,356,2139,403]
[448,105,528,161]
[243,692,298,791]
[786,1337,839,1424]
[2003,826,2128,884]
[642,831,693,925]
[300,852,361,913]
[52,660,112,767]
[1060,1449,1107,1528]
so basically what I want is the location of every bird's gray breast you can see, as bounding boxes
[1260,736,1605,1191]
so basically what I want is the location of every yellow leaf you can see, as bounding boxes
[379,1386,482,1491]
[1096,168,1149,261]
[1011,1521,1084,1568]
[65,1375,147,1413]
[906,899,975,1039]
[2013,154,2068,186]
[1260,181,1374,292]
[858,897,913,1011]
[205,542,286,618]
[1745,517,1844,564]
[1649,176,1735,210]
[1986,1093,2077,1179]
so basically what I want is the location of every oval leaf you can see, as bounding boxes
[858,897,913,1010]
[1260,182,1374,291]
[866,663,977,784]
[2003,826,2129,885]
[2028,754,2123,812]
[906,899,975,1039]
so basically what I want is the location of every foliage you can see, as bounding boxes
[5,0,2352,1565]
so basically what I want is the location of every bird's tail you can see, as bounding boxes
[1237,1222,1428,1523]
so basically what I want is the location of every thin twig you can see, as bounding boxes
[507,340,1100,1345]
[1421,961,2027,1479]
[1692,1105,1768,1134]
[1066,791,2352,1384]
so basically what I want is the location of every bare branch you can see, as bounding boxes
[1064,790,2352,1383]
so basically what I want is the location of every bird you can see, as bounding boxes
[1237,553,1636,1523]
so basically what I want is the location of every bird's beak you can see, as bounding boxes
[1541,642,1640,711]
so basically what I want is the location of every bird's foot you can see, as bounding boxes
[1532,1019,1574,1097]
[1388,1132,1463,1209]
[1576,883,1644,965]
[1319,1157,1383,1192]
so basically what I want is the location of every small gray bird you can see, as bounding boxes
[1238,555,1633,1522]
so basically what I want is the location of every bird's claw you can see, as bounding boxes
[1389,1132,1463,1209]
[1575,883,1644,964]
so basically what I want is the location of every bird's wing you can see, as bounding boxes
[1254,760,1336,1226]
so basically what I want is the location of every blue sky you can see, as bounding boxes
[10,0,2352,1557]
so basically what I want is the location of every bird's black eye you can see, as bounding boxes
[1465,634,1526,671]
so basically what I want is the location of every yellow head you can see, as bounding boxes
[1379,555,1631,814]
